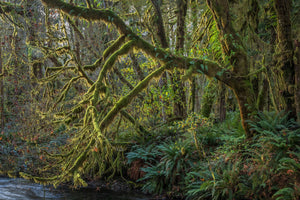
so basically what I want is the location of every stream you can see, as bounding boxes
[0,177,151,200]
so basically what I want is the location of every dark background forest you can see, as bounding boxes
[0,0,299,199]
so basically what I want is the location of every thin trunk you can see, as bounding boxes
[173,0,187,118]
[189,0,198,114]
[219,83,226,122]
[0,39,4,131]
[150,0,169,48]
[190,77,196,113]
[74,19,81,64]
[257,78,269,111]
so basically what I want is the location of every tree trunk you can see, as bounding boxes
[219,83,226,122]
[172,0,187,118]
[274,0,296,120]
[0,38,4,131]
[26,0,43,80]
[295,40,300,122]
[232,78,257,138]
[257,78,269,111]
[150,0,170,121]
[190,77,196,113]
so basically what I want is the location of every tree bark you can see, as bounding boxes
[232,78,257,137]
[274,0,296,120]
[150,0,169,48]
[172,0,188,118]
[295,40,300,122]
[190,77,196,113]
[207,0,256,137]
[219,83,226,122]
[26,0,43,80]
[0,38,4,131]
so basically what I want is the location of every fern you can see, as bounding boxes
[272,187,297,200]
[126,144,159,164]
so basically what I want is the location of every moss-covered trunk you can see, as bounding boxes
[206,0,257,137]
[274,0,296,120]
[172,0,188,118]
[295,42,300,122]
[232,78,257,138]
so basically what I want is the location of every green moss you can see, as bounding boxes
[55,46,70,56]
[96,40,135,84]
[41,0,133,35]
[99,64,167,131]
[103,35,126,59]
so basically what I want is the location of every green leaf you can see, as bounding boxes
[196,69,203,74]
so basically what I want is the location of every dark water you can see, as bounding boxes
[0,178,150,200]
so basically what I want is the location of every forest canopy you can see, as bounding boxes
[0,0,299,199]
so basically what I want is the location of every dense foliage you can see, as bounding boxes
[0,0,299,199]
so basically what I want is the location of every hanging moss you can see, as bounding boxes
[41,0,133,36]
[42,0,229,86]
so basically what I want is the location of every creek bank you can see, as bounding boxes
[58,178,174,200]
[1,174,173,200]
[0,177,155,200]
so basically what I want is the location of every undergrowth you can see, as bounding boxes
[126,111,300,199]
[1,110,299,200]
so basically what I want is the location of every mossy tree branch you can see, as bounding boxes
[113,66,144,101]
[41,0,262,138]
[41,0,133,36]
[99,64,168,131]
[41,0,230,85]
